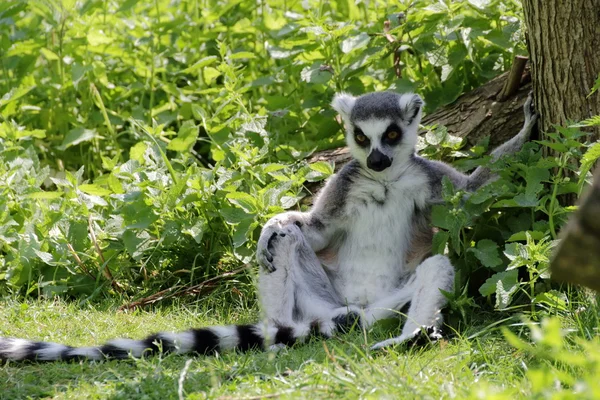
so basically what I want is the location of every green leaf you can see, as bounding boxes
[59,128,98,150]
[305,161,334,181]
[167,121,198,152]
[579,142,600,185]
[495,276,519,310]
[220,206,251,224]
[183,220,206,244]
[468,239,502,269]
[25,191,62,199]
[479,269,518,298]
[300,65,332,84]
[130,142,148,163]
[182,56,218,73]
[431,205,452,230]
[87,28,113,46]
[229,51,257,60]
[227,192,259,214]
[232,218,256,248]
[534,290,568,311]
[78,184,112,197]
[507,231,547,242]
[431,231,449,254]
[340,32,370,53]
[40,48,59,61]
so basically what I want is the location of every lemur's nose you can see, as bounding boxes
[367,149,392,172]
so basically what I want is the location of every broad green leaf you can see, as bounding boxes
[130,142,148,163]
[341,32,370,53]
[305,161,334,181]
[468,239,502,269]
[40,48,59,61]
[87,28,113,46]
[229,51,257,60]
[59,128,98,150]
[26,191,62,199]
[431,231,449,254]
[479,269,518,297]
[534,290,568,311]
[495,277,519,310]
[78,184,112,197]
[182,56,218,73]
[232,218,256,248]
[167,121,198,152]
[220,206,251,224]
[507,231,547,242]
[300,65,332,84]
[227,192,259,214]
[183,220,206,244]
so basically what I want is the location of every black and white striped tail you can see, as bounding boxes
[0,324,301,362]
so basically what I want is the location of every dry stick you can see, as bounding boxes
[497,55,528,101]
[383,20,402,78]
[88,214,123,292]
[118,264,251,311]
[66,243,96,281]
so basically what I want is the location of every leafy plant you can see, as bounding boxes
[427,124,595,317]
[0,0,527,299]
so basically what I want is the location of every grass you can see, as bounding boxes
[0,296,559,400]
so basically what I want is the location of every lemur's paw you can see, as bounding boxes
[257,223,303,273]
[257,228,277,273]
[370,326,443,351]
[524,91,538,126]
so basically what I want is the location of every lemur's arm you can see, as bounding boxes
[256,161,358,271]
[422,94,538,204]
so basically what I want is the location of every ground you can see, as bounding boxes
[0,299,533,400]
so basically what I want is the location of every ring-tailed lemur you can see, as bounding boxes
[0,91,537,362]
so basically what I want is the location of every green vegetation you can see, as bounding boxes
[0,0,527,298]
[1,0,600,398]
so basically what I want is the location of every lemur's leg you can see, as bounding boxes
[467,93,538,191]
[257,222,344,339]
[370,255,454,350]
[358,283,416,327]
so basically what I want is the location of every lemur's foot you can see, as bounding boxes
[332,311,363,334]
[370,326,443,351]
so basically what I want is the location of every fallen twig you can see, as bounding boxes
[88,214,123,292]
[118,264,252,311]
[66,242,96,281]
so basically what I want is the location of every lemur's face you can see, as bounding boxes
[332,91,423,173]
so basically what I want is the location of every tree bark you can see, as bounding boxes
[522,0,600,138]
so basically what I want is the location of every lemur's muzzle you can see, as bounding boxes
[367,149,392,172]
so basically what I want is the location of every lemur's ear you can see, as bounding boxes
[399,93,424,125]
[331,92,356,120]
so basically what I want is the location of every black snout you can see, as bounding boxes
[366,149,392,172]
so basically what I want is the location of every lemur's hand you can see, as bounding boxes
[523,92,538,133]
[256,213,305,273]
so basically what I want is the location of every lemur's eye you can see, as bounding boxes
[387,131,399,140]
[354,129,369,147]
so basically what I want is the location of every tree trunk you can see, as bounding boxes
[522,0,600,138]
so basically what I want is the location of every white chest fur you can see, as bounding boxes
[330,171,429,306]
